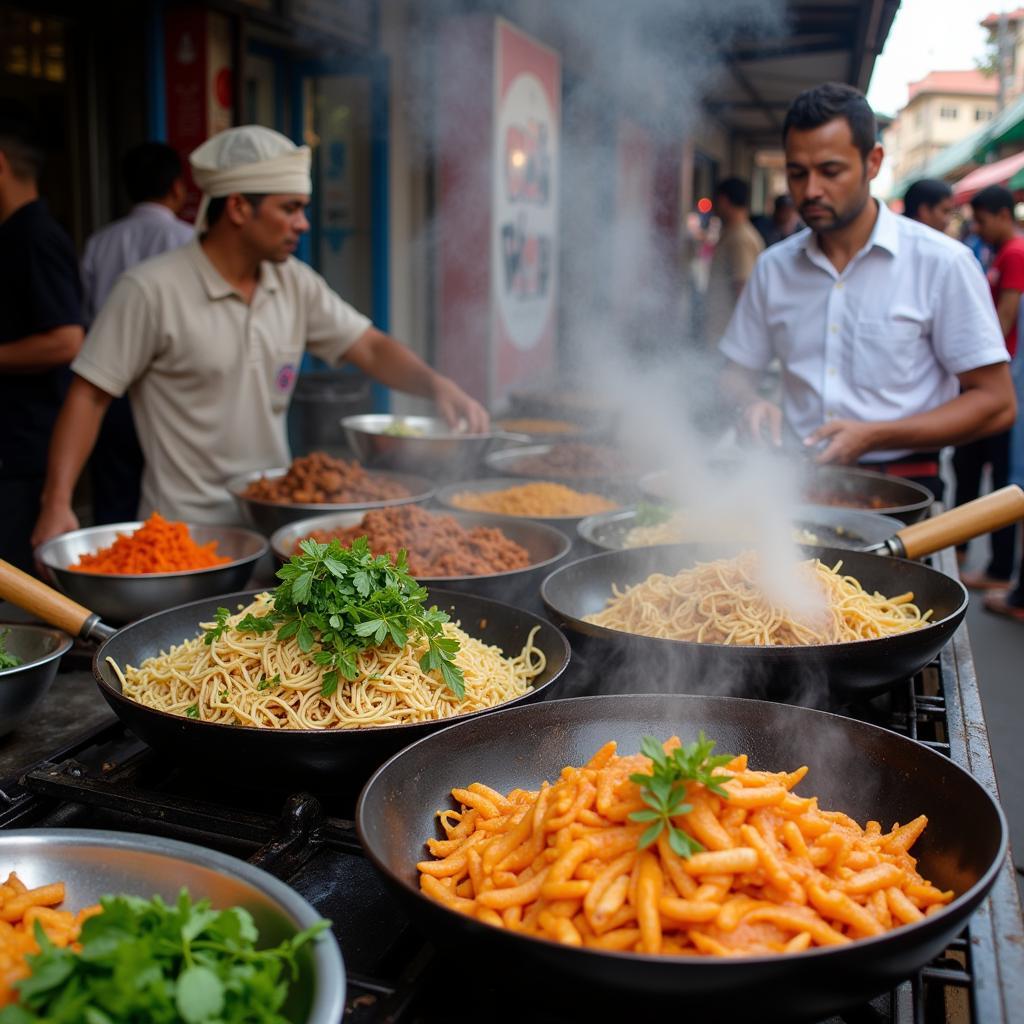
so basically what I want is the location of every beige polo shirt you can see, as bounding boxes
[72,240,371,523]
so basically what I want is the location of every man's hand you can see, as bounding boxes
[805,419,880,464]
[738,400,783,446]
[31,502,79,549]
[432,376,490,433]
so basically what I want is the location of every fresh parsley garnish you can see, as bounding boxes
[628,733,733,858]
[257,674,280,691]
[186,704,200,719]
[235,537,465,699]
[0,890,328,1024]
[203,607,231,645]
[0,629,21,670]
[633,502,673,528]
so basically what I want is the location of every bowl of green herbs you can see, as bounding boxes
[0,624,72,738]
[0,829,344,1023]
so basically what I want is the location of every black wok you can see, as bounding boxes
[540,487,1024,698]
[541,543,967,697]
[357,694,1007,1023]
[0,561,571,782]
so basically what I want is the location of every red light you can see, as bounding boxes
[697,197,712,214]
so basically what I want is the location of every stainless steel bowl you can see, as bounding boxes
[227,466,435,535]
[342,413,527,481]
[639,464,934,525]
[0,623,73,737]
[483,443,633,487]
[435,477,630,537]
[578,504,907,552]
[0,829,344,1023]
[36,522,269,626]
[267,507,571,606]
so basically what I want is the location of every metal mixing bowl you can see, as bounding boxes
[577,503,907,552]
[36,522,269,626]
[0,623,73,737]
[267,507,571,605]
[0,829,344,1023]
[228,467,435,535]
[435,477,630,537]
[342,413,526,480]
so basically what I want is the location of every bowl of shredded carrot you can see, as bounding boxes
[35,514,269,625]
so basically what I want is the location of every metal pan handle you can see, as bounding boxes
[890,486,1024,560]
[0,559,109,641]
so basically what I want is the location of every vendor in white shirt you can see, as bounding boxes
[719,82,1015,498]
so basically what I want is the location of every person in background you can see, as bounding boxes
[763,194,803,246]
[0,103,83,572]
[718,83,1014,501]
[705,177,764,344]
[903,178,954,234]
[961,216,992,270]
[81,142,193,524]
[32,126,487,544]
[951,185,1024,588]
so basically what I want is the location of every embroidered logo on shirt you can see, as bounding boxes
[275,363,297,393]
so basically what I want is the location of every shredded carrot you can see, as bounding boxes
[69,512,231,575]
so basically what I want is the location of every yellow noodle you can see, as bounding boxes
[109,594,546,729]
[584,551,931,645]
[623,514,819,548]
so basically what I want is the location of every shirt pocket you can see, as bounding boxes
[852,319,924,389]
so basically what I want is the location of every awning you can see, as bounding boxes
[952,149,1024,204]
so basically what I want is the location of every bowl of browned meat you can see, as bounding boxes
[227,452,434,534]
[268,504,570,606]
[484,442,635,487]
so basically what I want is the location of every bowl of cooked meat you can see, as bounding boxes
[269,503,570,607]
[227,452,434,534]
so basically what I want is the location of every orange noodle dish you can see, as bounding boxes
[417,735,953,956]
[68,512,230,574]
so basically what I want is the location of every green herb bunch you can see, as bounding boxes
[629,733,734,858]
[0,629,21,670]
[0,890,327,1024]
[206,537,465,699]
[632,503,673,528]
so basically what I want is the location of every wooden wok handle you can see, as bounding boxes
[0,558,96,638]
[895,486,1024,560]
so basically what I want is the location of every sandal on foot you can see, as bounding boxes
[982,591,1024,623]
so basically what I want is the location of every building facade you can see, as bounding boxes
[884,70,999,186]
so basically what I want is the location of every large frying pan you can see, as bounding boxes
[541,489,1024,698]
[0,562,570,783]
[357,694,1007,1022]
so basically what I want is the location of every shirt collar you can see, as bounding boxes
[131,201,177,221]
[800,198,899,267]
[186,239,280,300]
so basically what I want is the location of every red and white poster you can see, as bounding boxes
[435,17,560,408]
[490,20,560,403]
[163,9,234,223]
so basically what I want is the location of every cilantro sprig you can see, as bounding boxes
[628,733,734,858]
[0,889,327,1024]
[0,629,21,671]
[209,536,465,699]
[633,502,673,528]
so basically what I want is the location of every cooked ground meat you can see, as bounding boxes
[506,443,628,480]
[303,505,532,577]
[244,452,410,505]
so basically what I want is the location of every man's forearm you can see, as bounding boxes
[0,325,84,373]
[40,377,112,507]
[345,329,441,399]
[868,387,1015,452]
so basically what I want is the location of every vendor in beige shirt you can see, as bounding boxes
[32,126,487,543]
[705,177,765,343]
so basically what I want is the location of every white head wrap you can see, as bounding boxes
[189,125,311,233]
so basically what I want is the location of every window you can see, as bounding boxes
[940,106,958,119]
[975,108,993,121]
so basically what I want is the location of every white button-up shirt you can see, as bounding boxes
[719,200,1008,461]
[81,202,194,323]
